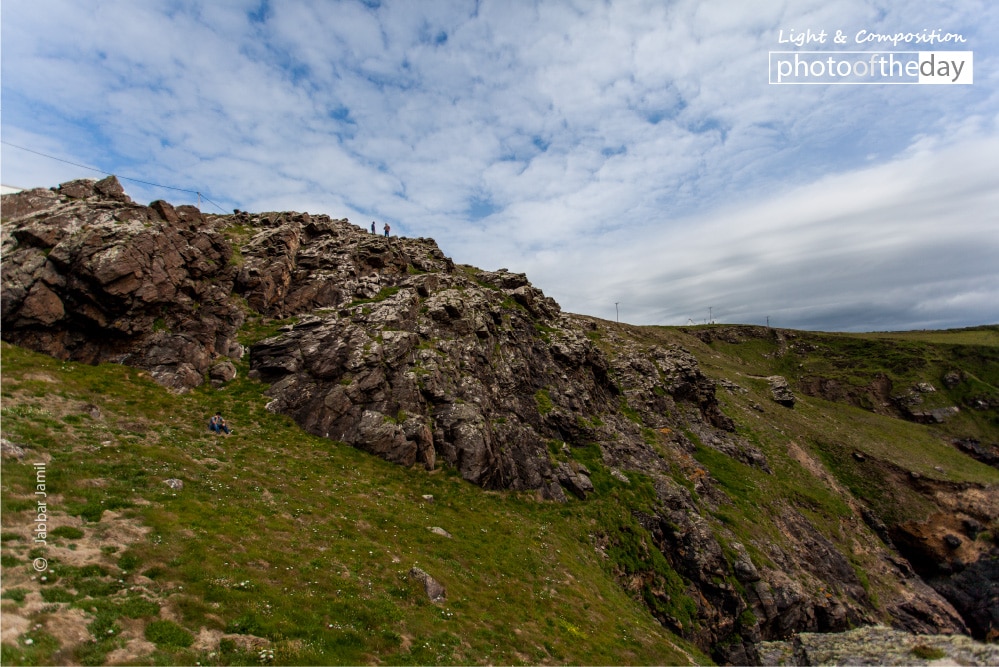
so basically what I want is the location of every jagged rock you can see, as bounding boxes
[1,177,242,391]
[768,375,796,407]
[555,461,594,499]
[409,566,446,602]
[610,468,630,484]
[943,370,964,388]
[163,478,184,490]
[731,542,760,583]
[909,406,960,424]
[718,378,747,394]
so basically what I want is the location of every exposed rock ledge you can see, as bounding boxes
[760,625,999,666]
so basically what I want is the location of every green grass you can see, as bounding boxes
[594,320,999,634]
[4,317,996,665]
[911,644,947,660]
[0,342,701,666]
[348,285,402,307]
[145,620,194,648]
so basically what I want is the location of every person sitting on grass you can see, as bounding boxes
[208,411,231,435]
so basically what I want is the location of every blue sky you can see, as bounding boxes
[2,0,997,331]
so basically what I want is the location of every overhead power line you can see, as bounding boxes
[1,140,227,213]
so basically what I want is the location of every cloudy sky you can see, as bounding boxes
[2,0,997,331]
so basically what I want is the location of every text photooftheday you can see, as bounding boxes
[769,51,973,85]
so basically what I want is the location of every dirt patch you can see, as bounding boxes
[787,441,836,487]
[0,509,152,656]
[104,617,156,664]
[0,613,30,644]
[23,372,59,383]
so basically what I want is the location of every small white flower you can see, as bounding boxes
[24,638,34,646]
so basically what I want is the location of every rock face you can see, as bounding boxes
[1,177,243,391]
[3,180,996,664]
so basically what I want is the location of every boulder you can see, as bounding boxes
[768,375,796,407]
[209,360,238,387]
[409,567,446,602]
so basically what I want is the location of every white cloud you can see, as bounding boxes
[2,0,997,330]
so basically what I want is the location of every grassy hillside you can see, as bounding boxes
[0,341,702,666]
[580,321,999,627]
[2,323,997,665]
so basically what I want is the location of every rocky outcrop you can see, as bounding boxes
[3,180,995,664]
[1,177,244,390]
[768,375,796,407]
[891,498,999,641]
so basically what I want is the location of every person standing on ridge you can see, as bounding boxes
[370,221,376,233]
[384,222,391,237]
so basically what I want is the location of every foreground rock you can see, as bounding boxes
[760,625,999,666]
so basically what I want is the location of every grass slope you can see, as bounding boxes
[2,323,997,665]
[0,342,702,666]
[591,322,999,618]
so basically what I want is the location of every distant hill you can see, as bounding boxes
[2,178,997,665]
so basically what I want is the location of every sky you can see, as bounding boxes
[2,0,997,331]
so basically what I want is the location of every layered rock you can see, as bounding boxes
[1,177,244,390]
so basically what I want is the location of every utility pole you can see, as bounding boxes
[615,302,619,323]
[709,306,713,324]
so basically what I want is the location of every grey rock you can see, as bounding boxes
[209,360,237,386]
[610,468,630,484]
[768,375,796,407]
[428,526,452,539]
[909,406,960,424]
[760,625,999,666]
[409,566,446,602]
[555,461,594,499]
